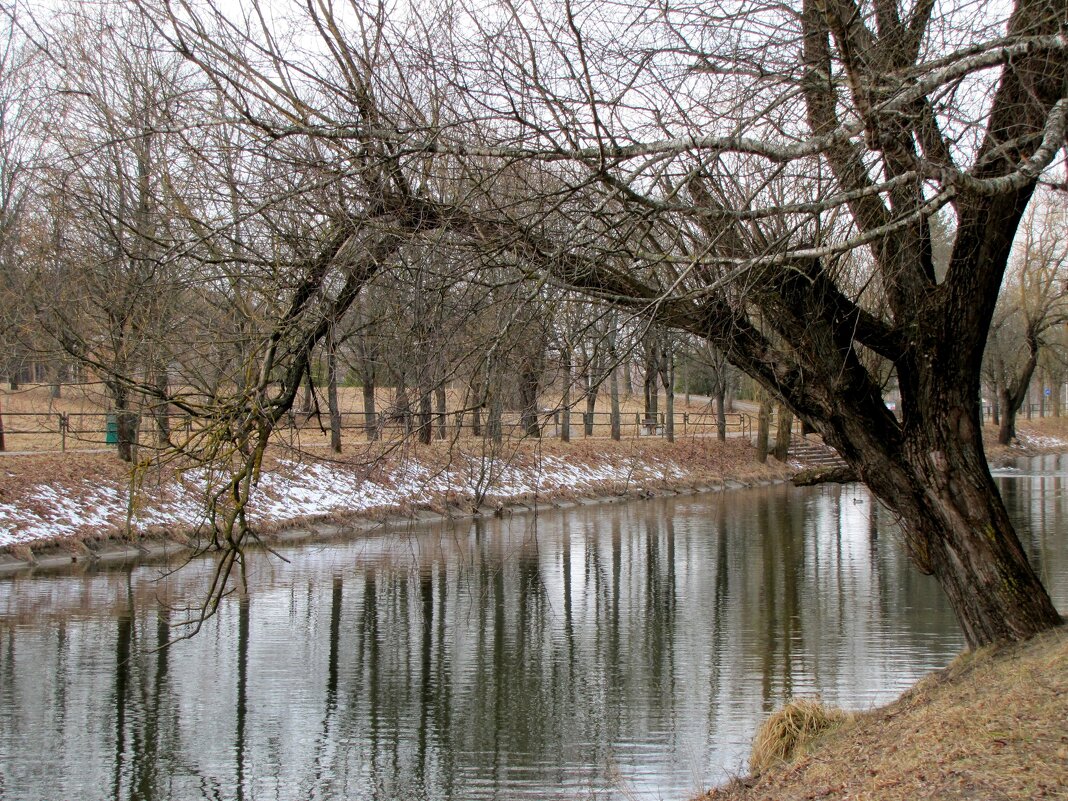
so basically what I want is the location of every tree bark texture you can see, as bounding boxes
[362,381,377,440]
[418,389,433,445]
[659,335,675,442]
[715,383,727,441]
[755,398,771,464]
[773,405,793,462]
[435,385,447,441]
[643,334,660,425]
[584,348,601,436]
[326,324,342,453]
[519,356,543,438]
[608,316,621,441]
[153,368,171,446]
[561,347,571,442]
[469,377,483,437]
[487,390,503,443]
[109,382,137,463]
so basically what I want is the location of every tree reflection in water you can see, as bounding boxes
[3,459,1066,801]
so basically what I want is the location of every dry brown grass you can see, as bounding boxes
[701,626,1068,801]
[0,384,112,450]
[983,416,1068,460]
[0,382,746,452]
[749,699,850,776]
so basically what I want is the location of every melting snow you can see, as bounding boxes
[0,451,688,549]
[1017,433,1068,450]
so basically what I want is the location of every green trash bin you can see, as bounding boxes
[105,413,118,445]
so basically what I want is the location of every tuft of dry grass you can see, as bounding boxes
[702,626,1068,801]
[749,698,850,776]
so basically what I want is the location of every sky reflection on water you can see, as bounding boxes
[1,455,1065,801]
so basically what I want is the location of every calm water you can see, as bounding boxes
[1,455,1066,801]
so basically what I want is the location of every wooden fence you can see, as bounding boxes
[0,407,756,454]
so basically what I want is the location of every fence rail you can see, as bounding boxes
[0,407,758,454]
[4,399,1057,455]
[15,400,1059,456]
[982,403,1060,421]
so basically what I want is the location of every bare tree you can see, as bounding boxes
[416,0,1065,645]
[90,0,1067,644]
[0,16,35,395]
[984,192,1068,444]
[27,6,199,461]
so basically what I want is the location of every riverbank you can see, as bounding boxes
[699,625,1068,801]
[1,418,1066,573]
[2,420,1066,799]
[0,435,795,570]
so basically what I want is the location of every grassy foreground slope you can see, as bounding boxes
[701,627,1068,801]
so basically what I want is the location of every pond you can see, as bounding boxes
[1,455,1066,801]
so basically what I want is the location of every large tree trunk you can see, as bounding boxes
[830,369,1060,652]
[395,377,412,436]
[997,326,1039,445]
[779,351,1064,649]
[608,316,621,441]
[560,347,571,443]
[998,386,1016,445]
[772,404,793,462]
[418,388,433,445]
[469,376,483,437]
[715,382,727,441]
[663,341,675,442]
[326,324,342,453]
[584,349,601,436]
[435,384,447,441]
[853,414,1062,647]
[643,338,659,426]
[153,368,171,446]
[519,355,543,438]
[109,383,138,463]
[487,389,503,444]
[362,381,377,441]
[755,396,771,464]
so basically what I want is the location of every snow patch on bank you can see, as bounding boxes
[1017,433,1068,450]
[0,482,128,547]
[0,451,688,549]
